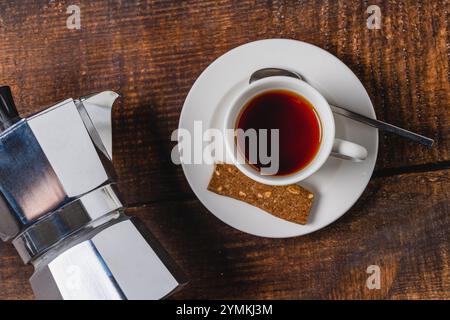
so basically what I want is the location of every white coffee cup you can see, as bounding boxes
[223,76,367,186]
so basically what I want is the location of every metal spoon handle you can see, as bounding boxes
[330,104,434,147]
[249,68,434,147]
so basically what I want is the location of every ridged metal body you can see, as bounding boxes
[0,88,186,299]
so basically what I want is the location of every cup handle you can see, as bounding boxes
[331,138,367,162]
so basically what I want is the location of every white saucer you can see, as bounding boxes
[179,39,378,238]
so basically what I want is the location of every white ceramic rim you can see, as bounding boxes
[224,76,335,185]
[178,39,378,238]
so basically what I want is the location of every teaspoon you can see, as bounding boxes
[249,68,434,147]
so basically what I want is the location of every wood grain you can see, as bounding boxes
[140,169,450,299]
[0,0,448,299]
[0,169,448,299]
[0,0,448,204]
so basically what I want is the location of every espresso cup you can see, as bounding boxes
[223,76,367,186]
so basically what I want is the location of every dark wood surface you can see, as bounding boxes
[0,0,448,299]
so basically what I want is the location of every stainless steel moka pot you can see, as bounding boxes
[0,86,186,299]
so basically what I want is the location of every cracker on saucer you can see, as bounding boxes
[207,163,314,225]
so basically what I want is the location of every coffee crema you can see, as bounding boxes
[236,89,322,176]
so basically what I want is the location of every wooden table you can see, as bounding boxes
[0,0,448,299]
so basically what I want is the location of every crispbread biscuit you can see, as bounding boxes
[207,163,314,225]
